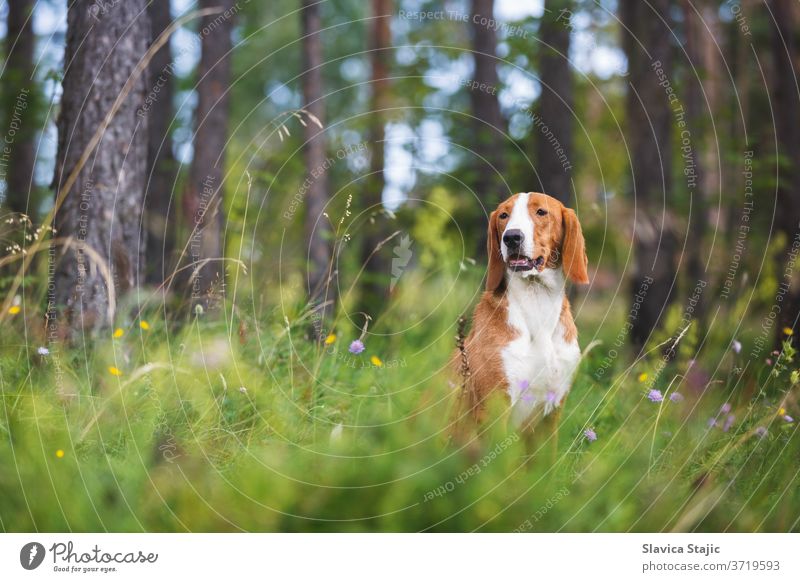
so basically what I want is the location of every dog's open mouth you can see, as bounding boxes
[508,255,545,272]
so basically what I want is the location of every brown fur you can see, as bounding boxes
[454,192,588,434]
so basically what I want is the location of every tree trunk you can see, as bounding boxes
[536,0,574,205]
[144,0,178,286]
[2,0,37,218]
[469,0,506,205]
[724,0,753,253]
[51,0,149,335]
[301,0,334,336]
[358,0,392,318]
[770,0,800,340]
[182,0,236,310]
[698,1,722,231]
[679,0,714,322]
[620,0,678,349]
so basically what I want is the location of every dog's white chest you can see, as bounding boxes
[501,273,580,427]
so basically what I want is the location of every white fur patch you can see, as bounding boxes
[501,268,580,428]
[501,192,534,265]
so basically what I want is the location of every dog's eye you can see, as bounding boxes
[536,208,548,216]
[499,212,509,220]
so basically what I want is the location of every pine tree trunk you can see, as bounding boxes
[358,0,392,318]
[301,0,334,335]
[770,0,800,339]
[2,0,37,218]
[620,0,678,349]
[681,0,710,325]
[144,0,178,286]
[51,0,149,335]
[469,0,506,254]
[182,0,236,310]
[536,0,574,205]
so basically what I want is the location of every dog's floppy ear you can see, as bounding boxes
[485,210,505,292]
[561,207,589,284]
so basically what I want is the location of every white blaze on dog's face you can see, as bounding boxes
[501,192,537,277]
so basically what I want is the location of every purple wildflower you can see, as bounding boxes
[755,427,768,438]
[647,389,663,403]
[720,402,732,414]
[731,340,742,354]
[722,414,736,432]
[348,339,365,354]
[707,417,718,428]
[784,415,795,423]
[669,392,684,402]
[545,390,558,405]
[583,428,597,442]
[518,380,534,402]
[766,358,773,366]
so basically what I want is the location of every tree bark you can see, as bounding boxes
[51,0,149,334]
[469,0,506,203]
[301,0,334,335]
[2,0,37,218]
[144,0,178,286]
[536,0,574,205]
[681,0,721,327]
[770,0,800,339]
[358,0,392,318]
[620,0,678,349]
[182,0,236,310]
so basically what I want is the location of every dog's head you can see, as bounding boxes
[485,192,588,292]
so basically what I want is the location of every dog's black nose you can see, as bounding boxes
[503,229,524,249]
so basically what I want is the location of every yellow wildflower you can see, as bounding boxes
[783,327,794,336]
[140,320,150,330]
[638,372,648,383]
[8,305,21,315]
[324,334,336,345]
[55,449,65,459]
[108,366,122,377]
[113,328,124,338]
[370,355,383,367]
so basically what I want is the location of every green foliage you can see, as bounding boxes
[1,274,799,532]
[2,0,799,535]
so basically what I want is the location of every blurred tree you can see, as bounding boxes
[681,0,722,328]
[144,0,178,286]
[770,0,800,339]
[620,0,678,349]
[301,0,334,336]
[51,0,149,334]
[1,0,37,219]
[358,0,393,318]
[535,0,573,205]
[469,0,506,217]
[182,0,236,310]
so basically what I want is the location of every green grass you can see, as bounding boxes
[1,271,799,532]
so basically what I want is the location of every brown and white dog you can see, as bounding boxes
[459,192,589,436]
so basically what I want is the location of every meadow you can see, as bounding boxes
[2,261,798,533]
[0,0,799,542]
